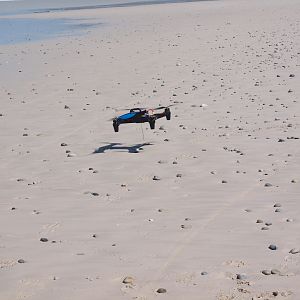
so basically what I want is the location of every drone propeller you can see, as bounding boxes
[151,104,177,110]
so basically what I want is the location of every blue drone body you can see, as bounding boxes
[113,107,171,132]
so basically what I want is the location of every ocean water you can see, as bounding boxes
[0,17,101,45]
[0,0,213,45]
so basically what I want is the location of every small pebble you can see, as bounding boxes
[262,270,271,275]
[60,143,68,146]
[264,183,272,187]
[271,269,281,275]
[122,276,134,284]
[153,176,161,181]
[156,288,167,294]
[91,192,99,196]
[268,244,277,250]
[256,219,263,223]
[201,271,208,276]
[18,259,26,263]
[261,227,269,230]
[236,273,247,280]
[274,203,282,207]
[221,180,227,184]
[275,208,281,213]
[40,237,48,242]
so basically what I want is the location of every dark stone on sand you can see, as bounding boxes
[156,288,167,293]
[278,138,285,142]
[18,259,26,263]
[274,203,282,207]
[262,270,271,275]
[153,176,161,181]
[221,180,227,184]
[236,273,247,280]
[264,183,272,187]
[91,192,99,196]
[40,237,48,242]
[60,142,67,146]
[176,173,182,178]
[261,227,269,230]
[269,244,277,250]
[271,269,281,275]
[289,74,295,77]
[256,219,263,223]
[275,208,281,212]
[201,271,208,275]
[265,222,272,226]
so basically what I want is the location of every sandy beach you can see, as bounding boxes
[1,0,300,299]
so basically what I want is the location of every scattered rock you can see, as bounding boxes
[264,183,272,187]
[40,238,48,242]
[156,288,167,294]
[262,270,271,275]
[271,269,281,275]
[256,219,263,223]
[268,244,277,250]
[201,271,208,275]
[236,273,247,280]
[91,192,99,196]
[122,276,134,284]
[153,176,161,181]
[17,259,26,263]
[60,142,68,146]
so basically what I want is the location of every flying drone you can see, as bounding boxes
[112,106,172,132]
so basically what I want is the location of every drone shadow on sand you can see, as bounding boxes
[93,142,153,154]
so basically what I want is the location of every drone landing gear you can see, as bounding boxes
[113,120,119,132]
[149,118,155,129]
[165,108,171,120]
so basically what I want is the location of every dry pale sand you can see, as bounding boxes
[0,0,300,299]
